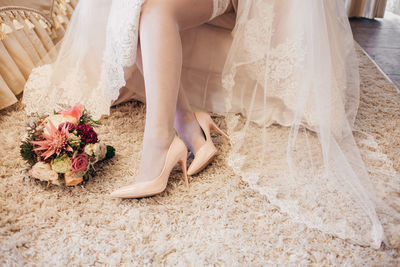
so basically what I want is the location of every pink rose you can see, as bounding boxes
[61,104,84,124]
[71,153,89,172]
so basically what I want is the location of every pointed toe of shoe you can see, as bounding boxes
[109,191,121,198]
[110,136,189,198]
[187,112,229,176]
[187,144,217,176]
[109,184,139,198]
[187,165,196,176]
[109,180,167,199]
[109,189,128,198]
[187,155,202,176]
[187,156,213,176]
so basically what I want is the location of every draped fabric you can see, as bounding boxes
[345,0,387,18]
[21,0,400,249]
[222,0,399,248]
[0,0,77,110]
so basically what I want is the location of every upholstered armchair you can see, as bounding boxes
[0,0,77,110]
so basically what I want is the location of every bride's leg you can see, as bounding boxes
[174,87,206,153]
[136,0,213,182]
[136,45,205,155]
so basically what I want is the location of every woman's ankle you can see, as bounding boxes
[174,111,205,154]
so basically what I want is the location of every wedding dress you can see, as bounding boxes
[22,0,400,249]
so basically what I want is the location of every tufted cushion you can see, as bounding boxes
[0,0,53,21]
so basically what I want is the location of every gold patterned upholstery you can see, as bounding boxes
[0,0,53,21]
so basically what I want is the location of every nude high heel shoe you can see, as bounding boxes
[109,135,188,198]
[187,112,230,176]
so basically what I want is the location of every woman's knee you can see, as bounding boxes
[139,0,213,33]
[140,0,178,28]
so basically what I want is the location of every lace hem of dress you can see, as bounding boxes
[219,0,400,249]
[23,0,146,120]
[102,0,145,104]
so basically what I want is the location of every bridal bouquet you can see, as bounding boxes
[20,104,115,186]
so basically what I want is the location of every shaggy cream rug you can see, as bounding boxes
[1,46,399,266]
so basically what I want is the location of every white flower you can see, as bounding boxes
[84,143,107,162]
[29,162,60,185]
[84,144,95,156]
[42,114,76,134]
[96,143,107,160]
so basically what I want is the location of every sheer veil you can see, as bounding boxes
[22,0,400,248]
[223,0,400,248]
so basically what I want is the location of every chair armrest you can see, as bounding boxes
[0,0,54,23]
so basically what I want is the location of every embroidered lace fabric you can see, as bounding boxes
[22,0,400,249]
[23,0,145,118]
[222,0,400,248]
[23,0,229,118]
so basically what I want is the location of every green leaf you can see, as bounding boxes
[91,119,101,125]
[105,145,115,160]
[20,141,37,165]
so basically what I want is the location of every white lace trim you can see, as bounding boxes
[23,0,227,119]
[102,0,145,103]
[220,0,397,248]
[23,0,145,120]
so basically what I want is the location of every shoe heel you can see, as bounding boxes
[210,121,230,141]
[178,151,189,188]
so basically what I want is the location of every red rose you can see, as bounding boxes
[71,153,89,172]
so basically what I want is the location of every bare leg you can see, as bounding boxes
[174,86,205,153]
[136,45,205,155]
[136,0,213,182]
[172,2,233,154]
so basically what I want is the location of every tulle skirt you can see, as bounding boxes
[22,0,400,248]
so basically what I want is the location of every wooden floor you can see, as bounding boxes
[350,12,400,91]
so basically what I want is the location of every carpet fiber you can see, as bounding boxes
[1,46,399,265]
